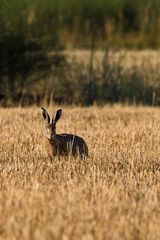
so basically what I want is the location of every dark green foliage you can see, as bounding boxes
[0,0,160,106]
[0,0,63,106]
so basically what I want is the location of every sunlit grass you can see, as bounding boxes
[0,105,160,240]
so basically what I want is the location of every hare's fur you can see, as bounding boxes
[42,108,88,159]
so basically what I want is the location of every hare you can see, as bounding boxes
[41,107,88,160]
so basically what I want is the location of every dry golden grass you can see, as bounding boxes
[0,105,160,240]
[64,49,160,69]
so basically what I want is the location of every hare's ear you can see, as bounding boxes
[53,109,62,124]
[41,107,50,124]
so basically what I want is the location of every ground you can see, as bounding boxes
[0,105,160,240]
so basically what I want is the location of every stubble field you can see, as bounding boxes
[0,105,160,240]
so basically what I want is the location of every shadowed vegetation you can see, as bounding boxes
[0,0,160,106]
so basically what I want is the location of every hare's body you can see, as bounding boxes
[44,134,88,159]
[42,108,88,160]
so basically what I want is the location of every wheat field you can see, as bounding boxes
[0,105,160,240]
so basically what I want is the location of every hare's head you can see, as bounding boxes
[41,107,62,139]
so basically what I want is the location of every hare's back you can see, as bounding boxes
[56,134,88,156]
[58,134,86,145]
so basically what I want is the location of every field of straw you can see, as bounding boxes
[0,105,160,240]
[65,49,160,69]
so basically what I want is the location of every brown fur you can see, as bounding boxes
[42,108,88,160]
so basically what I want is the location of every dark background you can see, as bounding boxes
[0,0,160,106]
